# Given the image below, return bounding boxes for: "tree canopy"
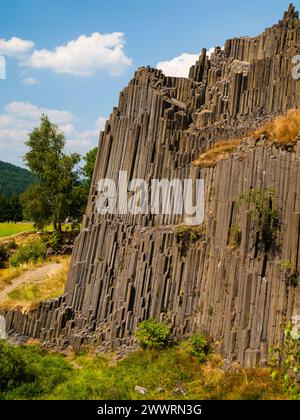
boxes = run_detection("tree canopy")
[21,115,85,232]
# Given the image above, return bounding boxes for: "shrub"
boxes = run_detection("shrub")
[0,241,17,268]
[9,239,46,267]
[136,319,171,349]
[237,188,281,252]
[42,232,64,253]
[270,323,300,400]
[229,225,242,250]
[255,109,300,144]
[0,341,38,393]
[280,260,299,288]
[193,138,242,168]
[0,341,72,399]
[175,225,205,257]
[0,244,8,269]
[183,333,212,362]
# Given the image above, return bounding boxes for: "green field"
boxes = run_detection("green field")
[0,223,34,238]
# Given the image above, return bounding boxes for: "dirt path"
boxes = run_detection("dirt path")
[0,262,63,301]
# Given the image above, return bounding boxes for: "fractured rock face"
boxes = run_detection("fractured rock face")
[4,6,300,367]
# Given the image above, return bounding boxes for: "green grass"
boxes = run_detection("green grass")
[0,341,288,401]
[0,223,34,238]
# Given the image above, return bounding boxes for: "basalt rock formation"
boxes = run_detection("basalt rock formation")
[4,5,300,367]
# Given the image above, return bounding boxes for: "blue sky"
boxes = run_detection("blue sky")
[0,0,298,166]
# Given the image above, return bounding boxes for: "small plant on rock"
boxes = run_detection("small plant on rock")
[175,225,205,257]
[280,260,299,288]
[229,225,242,250]
[237,188,281,253]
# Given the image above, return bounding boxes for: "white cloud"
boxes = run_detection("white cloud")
[95,114,106,130]
[0,37,34,58]
[21,77,40,85]
[4,101,74,125]
[25,32,132,77]
[157,53,199,78]
[157,48,218,78]
[207,47,215,57]
[0,101,106,165]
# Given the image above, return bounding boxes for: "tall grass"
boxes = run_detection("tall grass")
[193,139,242,168]
[255,109,300,144]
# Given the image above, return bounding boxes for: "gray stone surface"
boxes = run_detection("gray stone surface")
[3,6,300,367]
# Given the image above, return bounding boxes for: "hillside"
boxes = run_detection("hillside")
[0,161,37,197]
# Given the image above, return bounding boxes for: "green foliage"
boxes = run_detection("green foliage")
[0,341,71,399]
[0,194,23,223]
[176,225,205,257]
[271,324,300,400]
[280,260,299,288]
[42,232,64,253]
[41,231,77,255]
[9,239,46,267]
[82,147,98,189]
[0,160,37,198]
[136,318,171,349]
[0,241,17,268]
[237,188,281,252]
[183,333,211,362]
[0,244,7,268]
[0,341,39,394]
[229,225,242,250]
[0,341,288,401]
[21,115,83,232]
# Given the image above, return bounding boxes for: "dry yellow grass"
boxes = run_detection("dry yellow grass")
[255,109,300,144]
[193,138,242,168]
[0,256,69,312]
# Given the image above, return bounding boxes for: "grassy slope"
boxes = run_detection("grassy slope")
[0,223,34,238]
[0,344,287,401]
[0,256,69,311]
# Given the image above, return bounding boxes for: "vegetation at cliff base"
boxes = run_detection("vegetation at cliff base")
[136,319,171,349]
[0,341,289,400]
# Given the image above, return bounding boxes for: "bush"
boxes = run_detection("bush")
[0,241,17,268]
[175,225,205,257]
[0,341,38,393]
[237,188,281,252]
[9,239,46,267]
[0,244,8,268]
[229,225,242,250]
[183,333,211,362]
[136,319,171,349]
[42,232,64,253]
[271,323,300,400]
[0,341,72,399]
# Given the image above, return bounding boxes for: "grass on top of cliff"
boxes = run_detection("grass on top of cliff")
[193,138,242,168]
[0,341,287,401]
[254,109,300,144]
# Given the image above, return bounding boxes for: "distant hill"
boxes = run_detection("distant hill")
[0,160,38,197]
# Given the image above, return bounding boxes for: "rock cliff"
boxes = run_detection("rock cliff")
[4,5,300,367]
